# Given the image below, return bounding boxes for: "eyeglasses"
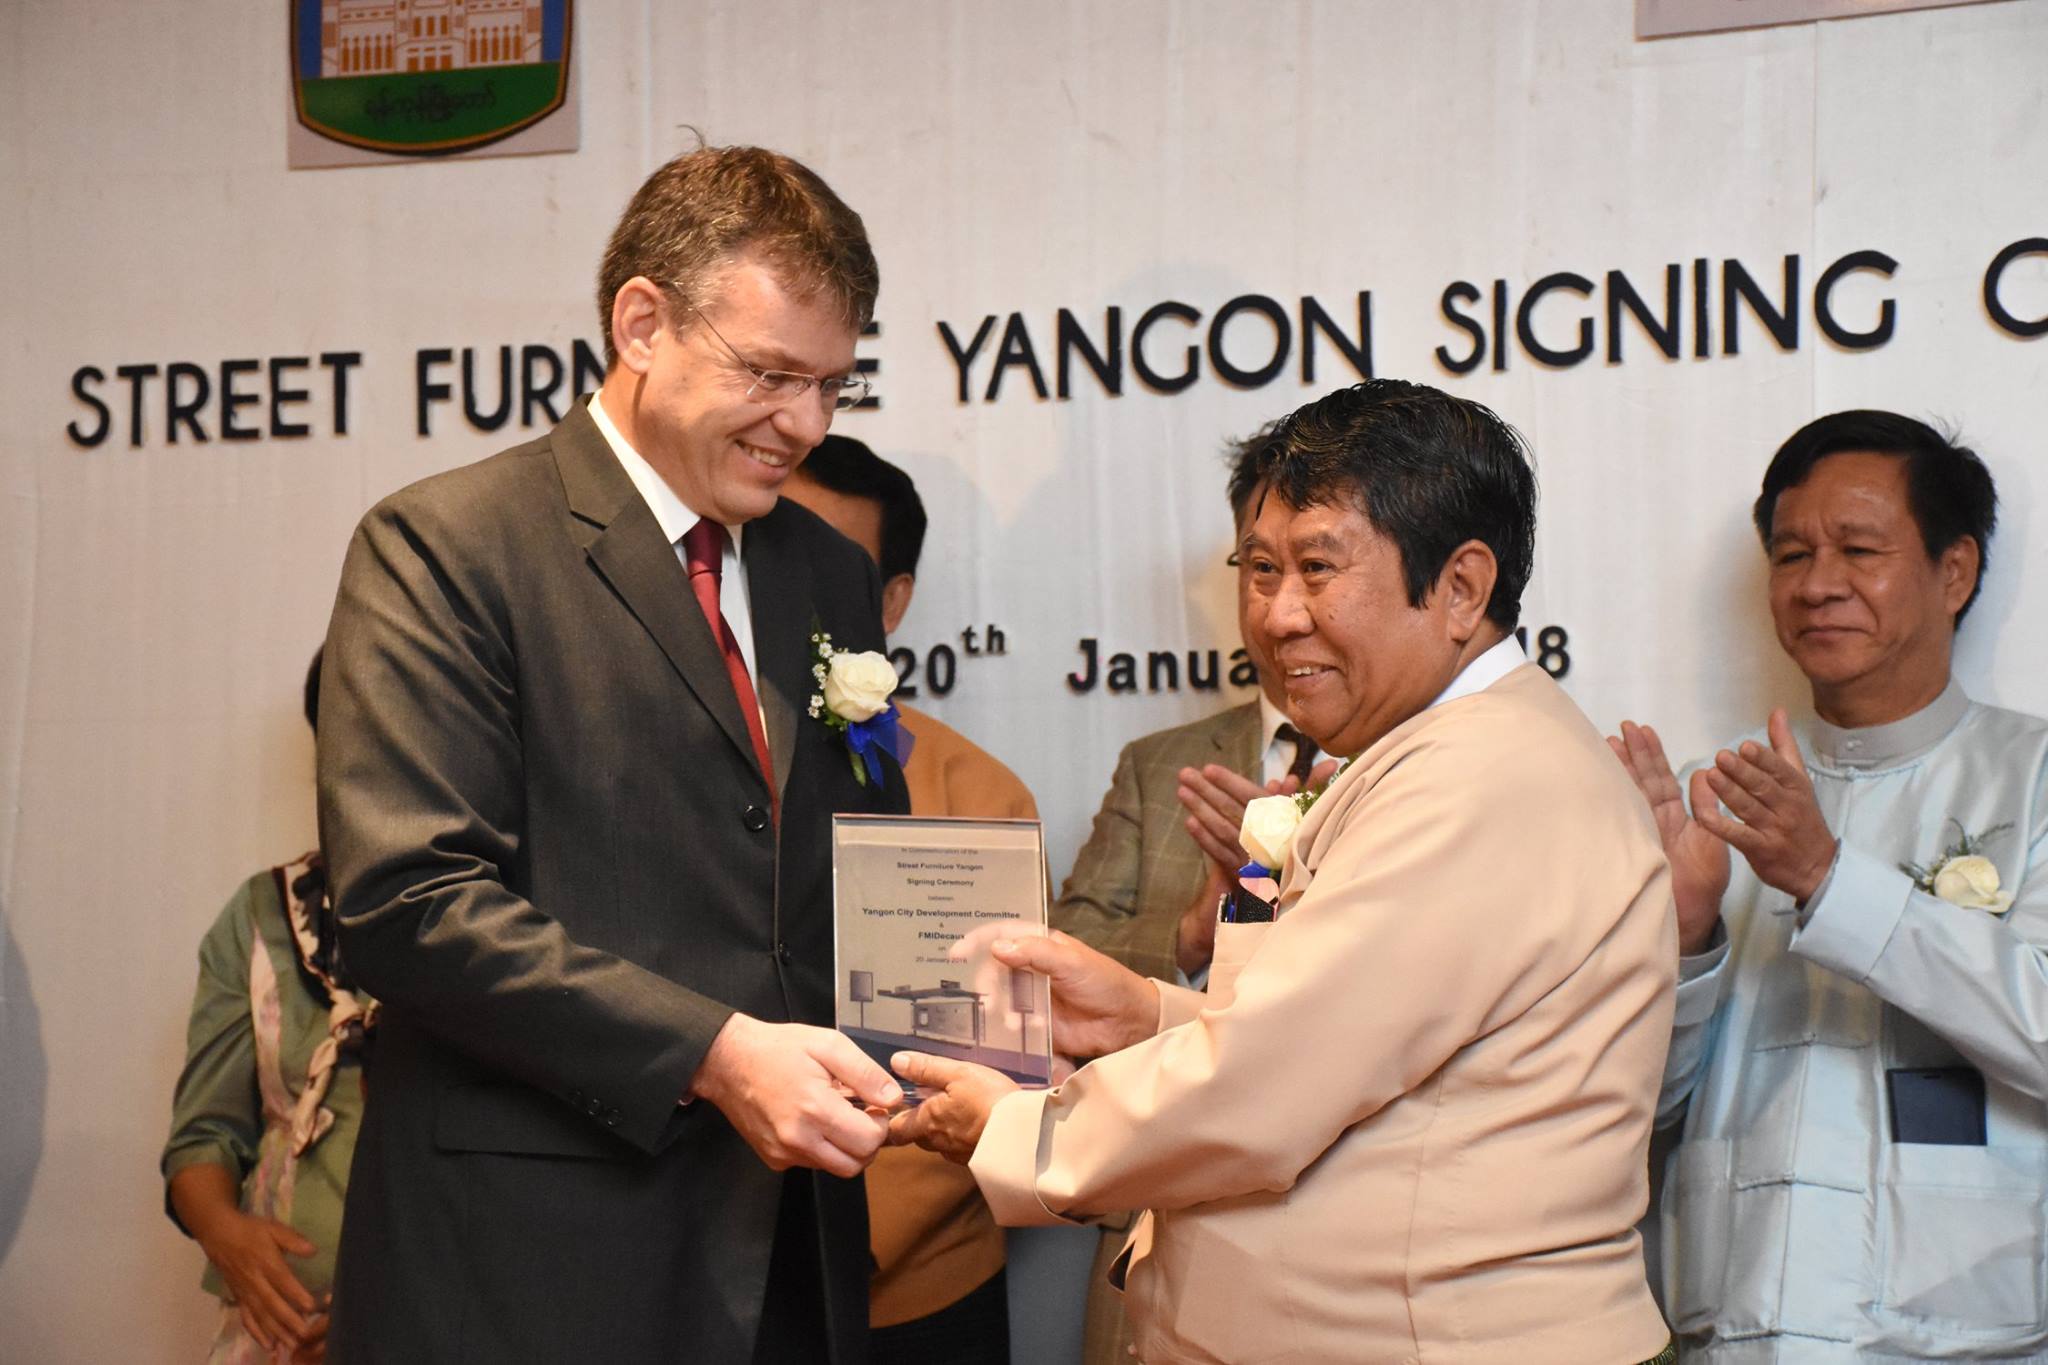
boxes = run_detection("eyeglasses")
[689,305,873,411]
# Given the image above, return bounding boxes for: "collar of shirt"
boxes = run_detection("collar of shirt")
[1426,633,1528,711]
[1806,676,1969,772]
[1256,689,1301,787]
[585,394,761,689]
[587,393,744,557]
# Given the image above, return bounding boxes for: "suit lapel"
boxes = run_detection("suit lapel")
[1215,698,1264,776]
[553,405,765,780]
[742,504,810,806]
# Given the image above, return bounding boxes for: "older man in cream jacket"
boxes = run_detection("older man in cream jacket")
[891,380,1677,1365]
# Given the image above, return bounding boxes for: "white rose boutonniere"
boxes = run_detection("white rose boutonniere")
[808,627,911,786]
[1240,795,1304,872]
[821,649,897,722]
[1930,855,2012,913]
[1902,821,2016,915]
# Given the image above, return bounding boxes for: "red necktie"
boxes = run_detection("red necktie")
[682,518,776,816]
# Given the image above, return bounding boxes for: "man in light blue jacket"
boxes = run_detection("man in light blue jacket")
[1613,410,2048,1361]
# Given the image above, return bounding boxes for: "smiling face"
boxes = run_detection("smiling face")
[602,250,858,525]
[1240,493,1485,757]
[1765,450,1976,724]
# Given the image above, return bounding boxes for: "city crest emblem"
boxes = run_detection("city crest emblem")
[291,0,574,156]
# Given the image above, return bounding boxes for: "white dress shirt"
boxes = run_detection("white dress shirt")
[587,394,761,687]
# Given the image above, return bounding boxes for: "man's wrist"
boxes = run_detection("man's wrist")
[688,1011,752,1106]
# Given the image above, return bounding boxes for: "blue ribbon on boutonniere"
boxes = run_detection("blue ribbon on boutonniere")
[1222,861,1278,923]
[845,702,914,786]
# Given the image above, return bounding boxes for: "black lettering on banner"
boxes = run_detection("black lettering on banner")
[890,645,920,700]
[1516,272,1596,368]
[416,347,454,436]
[985,314,1048,402]
[68,367,110,447]
[463,346,513,431]
[1207,294,1290,388]
[1984,237,2048,338]
[116,363,159,447]
[269,357,311,438]
[938,316,997,404]
[220,359,263,441]
[1490,279,1509,372]
[1056,307,1122,398]
[1606,266,1682,363]
[1301,292,1372,383]
[1813,250,1897,349]
[1721,256,1800,356]
[925,644,957,697]
[321,352,361,436]
[1514,625,1572,680]
[1187,649,1220,691]
[166,362,211,444]
[1066,637,1098,693]
[1435,281,1486,375]
[323,351,364,437]
[521,344,565,426]
[1106,652,1139,693]
[1692,258,1712,358]
[1227,647,1257,689]
[1131,301,1200,393]
[1146,650,1179,691]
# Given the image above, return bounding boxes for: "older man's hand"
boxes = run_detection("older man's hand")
[886,1053,1019,1164]
[1698,708,1839,906]
[991,929,1160,1060]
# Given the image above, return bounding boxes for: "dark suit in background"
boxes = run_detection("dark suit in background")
[317,404,904,1363]
[1053,701,1261,982]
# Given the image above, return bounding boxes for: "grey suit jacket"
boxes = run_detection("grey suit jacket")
[1053,701,1262,984]
[317,404,905,1364]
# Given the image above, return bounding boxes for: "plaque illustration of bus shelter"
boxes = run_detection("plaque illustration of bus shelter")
[834,815,1053,1094]
[880,980,985,1047]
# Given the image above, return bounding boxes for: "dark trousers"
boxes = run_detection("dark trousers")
[869,1268,1010,1365]
[751,1174,831,1365]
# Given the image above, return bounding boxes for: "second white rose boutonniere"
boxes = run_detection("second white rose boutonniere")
[1902,821,2015,914]
[808,628,911,786]
[1236,766,1345,879]
[1240,795,1305,874]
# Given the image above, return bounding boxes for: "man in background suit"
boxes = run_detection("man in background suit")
[318,145,905,1365]
[784,436,1030,1364]
[892,381,1676,1364]
[1051,431,1329,1365]
[1054,428,1326,987]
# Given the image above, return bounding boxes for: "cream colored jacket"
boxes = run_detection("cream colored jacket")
[972,664,1675,1364]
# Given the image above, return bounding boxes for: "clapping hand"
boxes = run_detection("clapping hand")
[1173,757,1339,973]
[1609,719,1732,954]
[1696,708,1838,906]
[1175,759,1341,871]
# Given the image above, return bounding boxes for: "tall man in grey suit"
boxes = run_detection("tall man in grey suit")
[317,146,905,1365]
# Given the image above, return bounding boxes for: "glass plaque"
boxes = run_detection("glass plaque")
[832,814,1053,1098]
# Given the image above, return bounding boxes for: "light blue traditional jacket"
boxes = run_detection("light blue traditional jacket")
[1664,681,2048,1362]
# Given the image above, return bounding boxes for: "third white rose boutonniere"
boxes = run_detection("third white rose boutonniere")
[1901,821,2016,914]
[808,627,910,786]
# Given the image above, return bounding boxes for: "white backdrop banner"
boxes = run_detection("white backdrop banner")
[2,1,2046,1358]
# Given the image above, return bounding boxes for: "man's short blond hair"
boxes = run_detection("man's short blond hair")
[596,143,878,367]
